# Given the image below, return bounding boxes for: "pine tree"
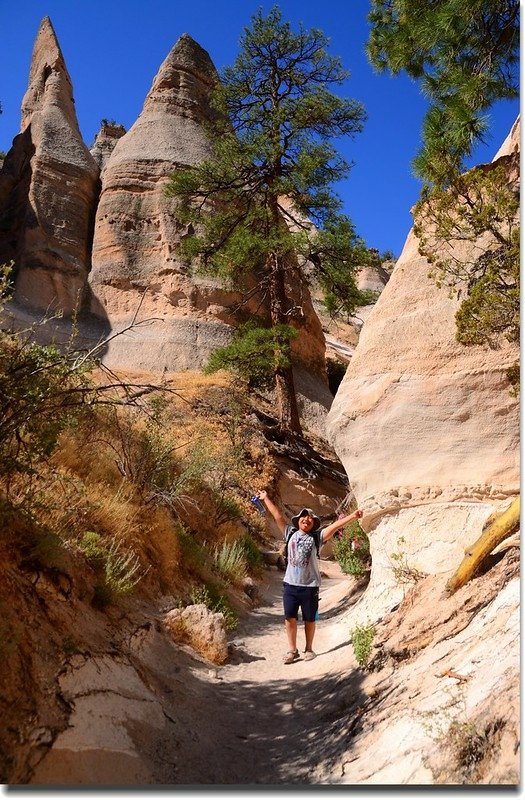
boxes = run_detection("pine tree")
[367,0,519,185]
[368,1,520,385]
[166,7,369,434]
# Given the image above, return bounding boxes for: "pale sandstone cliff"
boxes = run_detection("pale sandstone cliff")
[87,33,331,430]
[326,119,520,622]
[0,17,100,314]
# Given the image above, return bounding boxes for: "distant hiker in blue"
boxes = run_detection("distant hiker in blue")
[256,491,363,664]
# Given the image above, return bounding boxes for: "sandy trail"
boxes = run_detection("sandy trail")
[29,560,367,786]
[172,561,367,785]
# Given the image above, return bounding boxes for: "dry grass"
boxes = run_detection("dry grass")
[2,370,279,607]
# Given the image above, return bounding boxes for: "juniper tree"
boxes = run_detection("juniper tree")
[166,7,369,434]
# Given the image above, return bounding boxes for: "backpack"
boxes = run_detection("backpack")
[278,527,321,570]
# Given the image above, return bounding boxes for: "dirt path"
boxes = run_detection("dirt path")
[170,561,368,785]
[29,560,368,786]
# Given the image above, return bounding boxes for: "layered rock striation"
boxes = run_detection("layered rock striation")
[0,21,332,431]
[86,32,330,422]
[327,119,520,621]
[0,17,100,314]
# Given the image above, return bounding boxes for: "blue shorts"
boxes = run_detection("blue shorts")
[283,582,319,622]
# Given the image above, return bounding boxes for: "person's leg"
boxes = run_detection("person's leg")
[304,620,316,651]
[285,617,298,651]
[283,583,300,662]
[301,587,319,658]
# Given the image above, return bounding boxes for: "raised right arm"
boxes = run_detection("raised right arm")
[257,490,287,535]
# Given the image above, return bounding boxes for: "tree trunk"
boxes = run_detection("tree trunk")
[446,496,520,594]
[267,247,302,435]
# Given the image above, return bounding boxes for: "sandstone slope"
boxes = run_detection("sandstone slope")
[326,119,520,622]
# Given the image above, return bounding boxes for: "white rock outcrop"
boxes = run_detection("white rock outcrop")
[327,119,520,622]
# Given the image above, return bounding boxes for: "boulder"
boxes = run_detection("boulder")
[164,603,228,664]
[0,17,100,314]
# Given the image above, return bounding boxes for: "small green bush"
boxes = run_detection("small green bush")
[333,521,370,578]
[239,532,264,575]
[213,539,247,584]
[78,532,145,609]
[78,531,106,565]
[326,359,347,395]
[350,623,375,666]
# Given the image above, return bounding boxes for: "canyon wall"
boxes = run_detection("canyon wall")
[327,118,520,622]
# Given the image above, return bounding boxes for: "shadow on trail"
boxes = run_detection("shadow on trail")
[194,665,368,784]
[169,566,369,783]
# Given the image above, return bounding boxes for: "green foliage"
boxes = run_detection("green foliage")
[389,536,427,585]
[213,539,247,584]
[367,0,519,185]
[239,532,264,575]
[414,164,519,389]
[205,323,297,390]
[189,584,238,631]
[78,530,107,565]
[333,521,370,578]
[167,7,368,431]
[350,623,376,666]
[78,532,145,609]
[326,359,347,396]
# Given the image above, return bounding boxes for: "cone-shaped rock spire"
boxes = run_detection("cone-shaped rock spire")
[0,17,99,314]
[87,33,329,415]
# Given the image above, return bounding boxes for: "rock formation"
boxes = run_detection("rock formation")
[90,121,126,171]
[87,33,331,428]
[327,118,520,622]
[0,17,100,314]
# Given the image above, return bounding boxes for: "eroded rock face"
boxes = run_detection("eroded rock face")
[87,34,330,428]
[327,119,520,622]
[0,17,100,314]
[88,33,221,332]
[90,122,126,171]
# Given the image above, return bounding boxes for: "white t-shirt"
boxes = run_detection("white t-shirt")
[283,525,327,587]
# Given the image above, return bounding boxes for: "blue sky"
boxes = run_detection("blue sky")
[0,0,519,257]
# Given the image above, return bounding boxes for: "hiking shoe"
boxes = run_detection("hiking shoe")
[283,649,299,664]
[303,650,316,661]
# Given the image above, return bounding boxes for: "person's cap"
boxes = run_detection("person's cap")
[291,508,321,530]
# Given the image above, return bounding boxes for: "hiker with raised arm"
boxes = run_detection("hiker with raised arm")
[256,490,363,664]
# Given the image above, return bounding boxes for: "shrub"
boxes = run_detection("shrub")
[326,359,347,395]
[213,539,247,584]
[204,322,297,389]
[350,623,375,666]
[333,521,370,578]
[239,532,264,575]
[77,532,145,609]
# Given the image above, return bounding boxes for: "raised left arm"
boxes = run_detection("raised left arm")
[322,509,363,543]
